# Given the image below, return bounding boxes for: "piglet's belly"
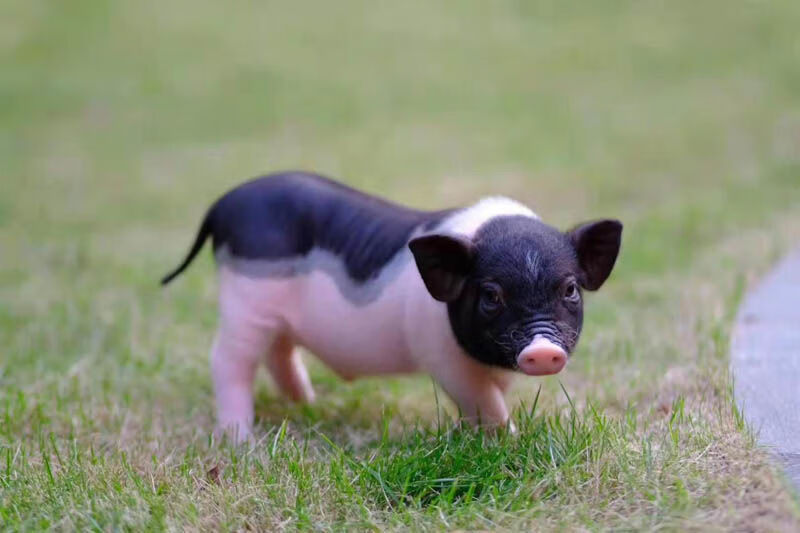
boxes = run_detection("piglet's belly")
[217,266,419,379]
[290,271,418,378]
[296,325,415,379]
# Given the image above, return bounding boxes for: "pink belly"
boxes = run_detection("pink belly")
[290,270,418,378]
[217,265,419,379]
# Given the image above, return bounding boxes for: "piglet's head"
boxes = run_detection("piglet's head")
[409,216,622,376]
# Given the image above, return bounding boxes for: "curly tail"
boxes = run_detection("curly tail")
[161,211,213,285]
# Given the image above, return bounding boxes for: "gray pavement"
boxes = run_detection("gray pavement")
[731,249,800,492]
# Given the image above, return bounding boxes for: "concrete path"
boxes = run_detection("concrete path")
[731,249,800,492]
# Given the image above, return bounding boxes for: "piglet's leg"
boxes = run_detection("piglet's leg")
[430,363,510,429]
[211,319,274,444]
[264,334,315,403]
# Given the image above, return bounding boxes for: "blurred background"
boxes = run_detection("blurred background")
[4,0,798,239]
[3,0,800,528]
[4,0,800,422]
[4,0,800,448]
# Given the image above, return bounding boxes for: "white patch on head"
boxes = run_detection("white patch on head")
[437,196,537,238]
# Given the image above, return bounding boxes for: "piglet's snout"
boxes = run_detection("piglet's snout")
[516,338,567,376]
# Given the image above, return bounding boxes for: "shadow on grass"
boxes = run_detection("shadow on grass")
[324,387,600,510]
[250,372,435,437]
[244,385,630,513]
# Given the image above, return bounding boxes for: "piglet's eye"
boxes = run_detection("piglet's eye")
[564,281,580,303]
[479,283,503,316]
[484,288,501,304]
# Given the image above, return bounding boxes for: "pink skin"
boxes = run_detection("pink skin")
[212,256,547,443]
[209,198,559,443]
[517,337,568,376]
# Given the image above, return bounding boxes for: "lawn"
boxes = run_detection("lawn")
[2,0,800,530]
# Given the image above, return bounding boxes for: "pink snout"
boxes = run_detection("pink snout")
[516,338,568,376]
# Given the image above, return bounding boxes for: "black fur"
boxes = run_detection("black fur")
[161,172,453,285]
[410,216,622,369]
[568,219,623,290]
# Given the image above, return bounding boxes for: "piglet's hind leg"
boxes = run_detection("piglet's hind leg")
[211,319,275,444]
[264,334,315,403]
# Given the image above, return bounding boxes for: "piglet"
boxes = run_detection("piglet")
[162,172,622,441]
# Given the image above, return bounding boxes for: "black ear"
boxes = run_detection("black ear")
[568,219,623,291]
[408,234,475,302]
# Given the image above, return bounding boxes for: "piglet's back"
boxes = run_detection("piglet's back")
[208,171,454,282]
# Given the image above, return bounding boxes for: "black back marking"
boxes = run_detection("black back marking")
[162,171,454,285]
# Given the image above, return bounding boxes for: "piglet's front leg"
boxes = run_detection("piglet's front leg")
[428,358,511,430]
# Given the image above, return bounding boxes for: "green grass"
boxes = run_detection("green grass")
[2,0,800,530]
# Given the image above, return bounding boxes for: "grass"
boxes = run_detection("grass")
[2,0,800,530]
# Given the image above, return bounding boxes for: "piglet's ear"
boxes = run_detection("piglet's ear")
[409,234,475,302]
[568,219,623,291]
